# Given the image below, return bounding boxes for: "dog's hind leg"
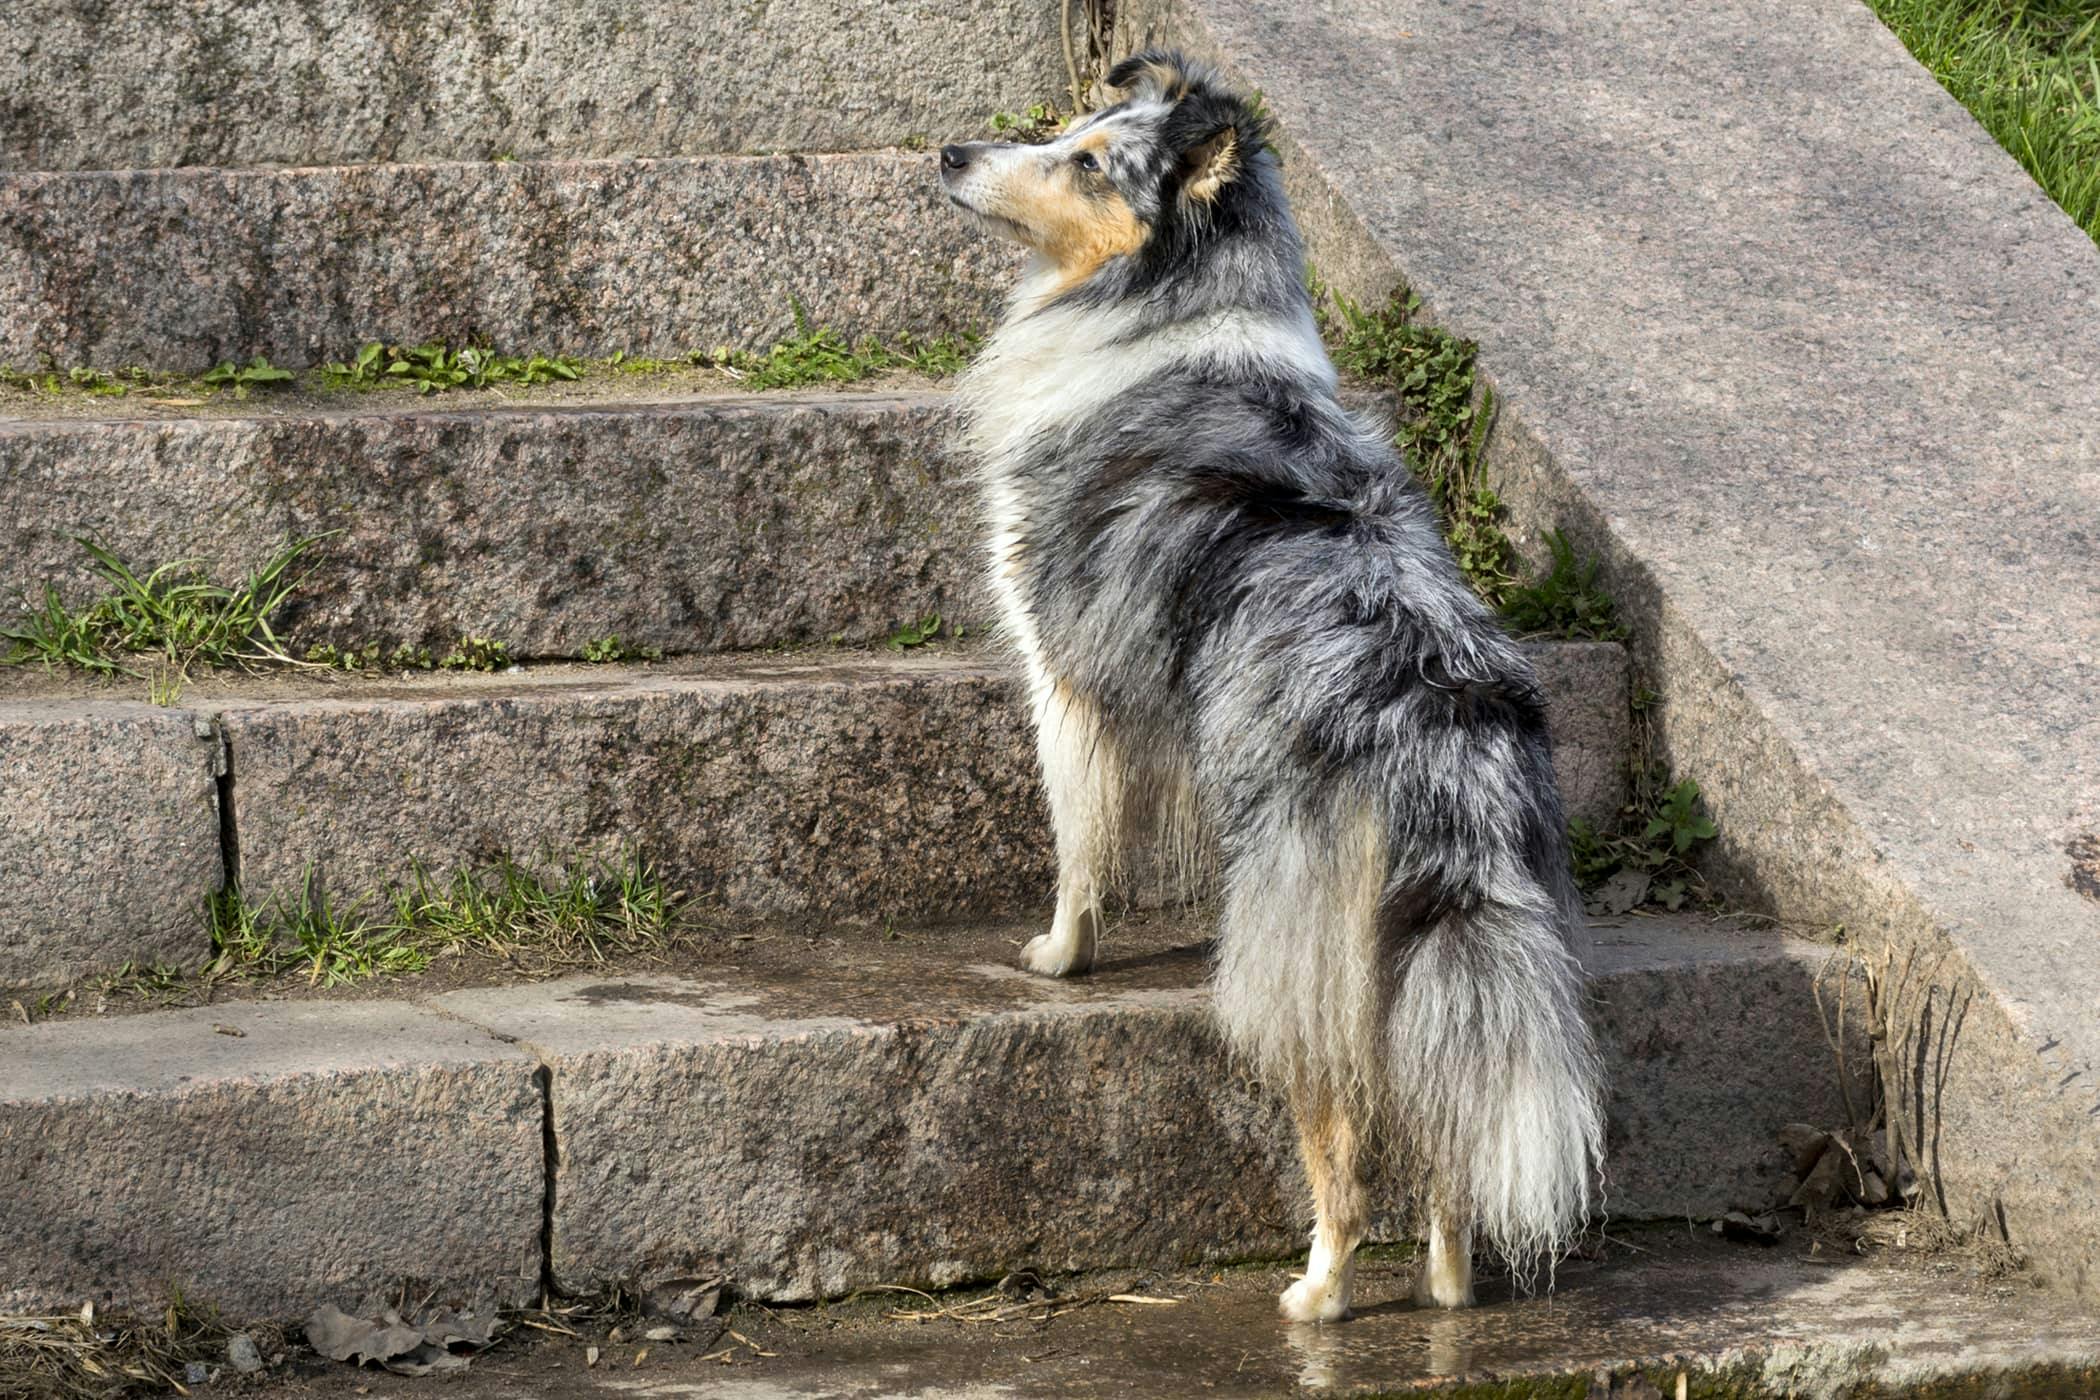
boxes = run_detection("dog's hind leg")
[1021,676,1122,977]
[1278,1084,1369,1323]
[1412,1201,1476,1309]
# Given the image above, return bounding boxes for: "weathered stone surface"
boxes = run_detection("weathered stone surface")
[1529,641,1627,828]
[209,645,1622,923]
[491,1239,2100,1399]
[1148,0,2100,1298]
[0,1000,542,1314]
[218,654,1051,925]
[0,700,220,988]
[1588,920,1864,1218]
[0,0,1067,170]
[432,914,1842,1299]
[0,391,979,657]
[0,155,1017,370]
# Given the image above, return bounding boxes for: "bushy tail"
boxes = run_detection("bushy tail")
[1385,886,1604,1276]
[1210,789,1605,1278]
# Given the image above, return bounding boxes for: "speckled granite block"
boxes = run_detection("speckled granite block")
[0,700,220,989]
[216,654,1051,925]
[0,392,978,657]
[209,644,1623,924]
[0,999,542,1314]
[1529,641,1627,828]
[0,154,1018,370]
[1,0,1067,170]
[428,916,1841,1299]
[1147,0,2100,1296]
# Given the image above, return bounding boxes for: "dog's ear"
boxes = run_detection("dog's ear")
[1177,123,1241,204]
[1106,49,1208,103]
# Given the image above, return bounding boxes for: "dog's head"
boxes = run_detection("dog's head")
[938,51,1273,298]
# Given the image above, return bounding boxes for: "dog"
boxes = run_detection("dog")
[938,50,1603,1322]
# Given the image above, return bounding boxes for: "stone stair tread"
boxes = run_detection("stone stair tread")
[3,908,1852,1314]
[289,1233,2100,1399]
[0,641,1001,710]
[0,376,951,427]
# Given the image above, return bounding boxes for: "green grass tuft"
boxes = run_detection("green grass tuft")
[1,535,327,680]
[1869,0,2100,246]
[204,851,682,988]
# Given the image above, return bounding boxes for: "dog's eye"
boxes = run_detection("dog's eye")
[1074,151,1101,173]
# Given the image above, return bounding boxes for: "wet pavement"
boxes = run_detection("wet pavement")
[245,1228,2100,1398]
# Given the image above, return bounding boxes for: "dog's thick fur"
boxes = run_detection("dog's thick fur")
[939,51,1604,1322]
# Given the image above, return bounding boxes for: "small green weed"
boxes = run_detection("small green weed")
[1,535,326,680]
[304,640,438,672]
[579,635,663,663]
[1501,529,1630,642]
[989,101,1065,140]
[1320,284,1521,603]
[101,960,192,1005]
[1,362,186,399]
[1646,778,1719,856]
[1571,773,1719,913]
[304,641,380,671]
[322,341,585,394]
[201,355,295,398]
[712,300,978,389]
[66,366,132,397]
[886,613,944,650]
[439,635,512,672]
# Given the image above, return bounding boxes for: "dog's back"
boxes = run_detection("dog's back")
[943,50,1602,1321]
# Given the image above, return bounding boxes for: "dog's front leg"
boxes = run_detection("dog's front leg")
[1021,674,1121,977]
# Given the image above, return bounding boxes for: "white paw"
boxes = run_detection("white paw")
[1278,1275,1352,1323]
[1412,1274,1475,1310]
[1020,931,1093,977]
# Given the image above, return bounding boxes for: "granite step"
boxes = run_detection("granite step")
[1,0,1067,170]
[0,387,974,660]
[0,645,1630,989]
[0,153,1015,371]
[262,1234,2100,1399]
[0,911,1855,1318]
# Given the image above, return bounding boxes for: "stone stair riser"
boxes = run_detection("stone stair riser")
[0,156,1016,370]
[2,0,1066,170]
[0,394,974,658]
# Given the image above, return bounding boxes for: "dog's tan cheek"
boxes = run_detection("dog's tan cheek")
[1043,192,1148,294]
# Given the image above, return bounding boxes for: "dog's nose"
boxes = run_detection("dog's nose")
[940,144,971,172]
